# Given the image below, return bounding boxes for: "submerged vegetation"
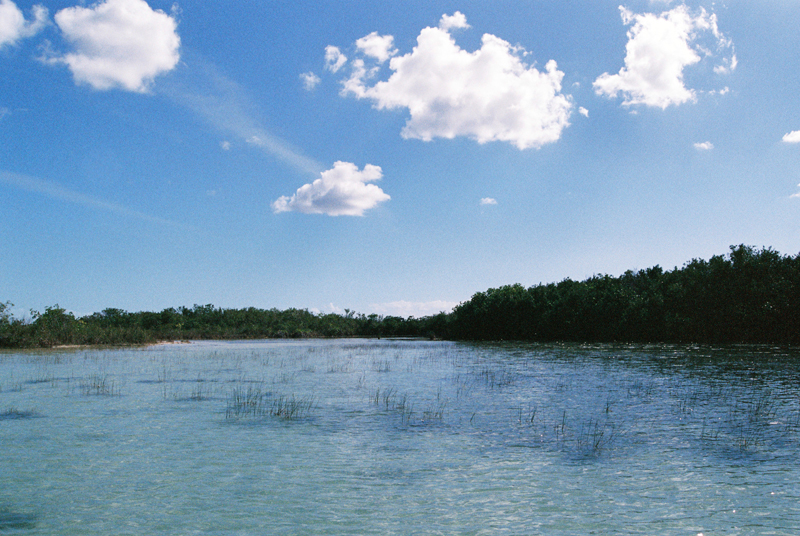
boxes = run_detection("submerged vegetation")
[2,245,800,347]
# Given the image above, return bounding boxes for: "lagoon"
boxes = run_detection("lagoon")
[1,340,799,534]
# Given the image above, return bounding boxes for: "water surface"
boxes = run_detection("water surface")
[1,340,799,534]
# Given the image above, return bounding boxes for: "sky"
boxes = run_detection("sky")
[2,0,800,319]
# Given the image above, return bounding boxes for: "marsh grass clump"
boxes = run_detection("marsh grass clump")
[172,381,216,402]
[574,417,617,455]
[372,359,391,373]
[370,386,446,425]
[79,374,118,396]
[225,385,314,420]
[475,366,516,389]
[679,383,796,453]
[514,404,620,457]
[421,400,446,422]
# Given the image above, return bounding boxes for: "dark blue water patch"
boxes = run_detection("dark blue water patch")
[0,509,37,531]
[172,394,224,402]
[0,409,39,421]
[24,376,69,385]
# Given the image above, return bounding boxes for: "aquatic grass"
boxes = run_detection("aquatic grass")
[421,400,446,422]
[475,366,516,389]
[79,374,119,396]
[573,417,618,456]
[372,359,391,373]
[172,382,216,402]
[225,385,314,421]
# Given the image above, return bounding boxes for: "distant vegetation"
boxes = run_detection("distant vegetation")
[0,301,443,348]
[449,245,800,344]
[2,245,799,348]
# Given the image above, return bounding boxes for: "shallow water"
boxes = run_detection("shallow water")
[1,340,799,535]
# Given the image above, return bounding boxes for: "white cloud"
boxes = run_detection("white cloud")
[693,141,713,150]
[355,31,396,63]
[594,5,733,109]
[369,300,458,317]
[300,71,320,91]
[438,11,470,31]
[714,53,737,75]
[480,197,497,205]
[51,0,180,92]
[0,0,47,48]
[324,45,347,73]
[578,106,589,117]
[220,140,230,151]
[272,161,390,216]
[339,13,573,150]
[782,130,800,143]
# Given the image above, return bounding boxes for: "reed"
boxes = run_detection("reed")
[79,374,118,396]
[225,385,314,420]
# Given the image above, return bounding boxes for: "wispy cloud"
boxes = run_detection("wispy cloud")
[324,45,347,73]
[300,71,320,91]
[480,197,497,205]
[0,170,191,229]
[369,300,459,317]
[159,54,325,177]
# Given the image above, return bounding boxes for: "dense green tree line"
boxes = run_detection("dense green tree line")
[0,302,441,348]
[2,245,798,348]
[449,245,800,344]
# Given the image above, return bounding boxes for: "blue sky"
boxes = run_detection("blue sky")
[2,0,800,318]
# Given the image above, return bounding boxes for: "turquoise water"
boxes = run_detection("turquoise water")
[1,340,799,535]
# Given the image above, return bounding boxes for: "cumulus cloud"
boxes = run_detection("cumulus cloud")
[272,161,390,216]
[480,197,497,205]
[369,300,459,317]
[578,106,589,117]
[50,0,180,92]
[438,11,470,31]
[782,130,800,144]
[300,71,320,90]
[355,31,396,63]
[693,141,713,150]
[324,45,347,73]
[337,12,573,150]
[0,0,47,47]
[594,5,734,109]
